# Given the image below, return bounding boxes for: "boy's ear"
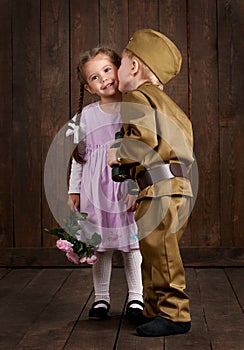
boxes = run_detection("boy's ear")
[84,83,95,94]
[131,58,140,75]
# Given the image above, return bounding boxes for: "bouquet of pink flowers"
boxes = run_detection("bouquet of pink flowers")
[45,211,101,265]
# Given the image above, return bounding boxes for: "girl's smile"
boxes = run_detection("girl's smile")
[101,81,115,90]
[83,54,121,104]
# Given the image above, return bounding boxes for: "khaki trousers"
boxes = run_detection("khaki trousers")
[134,195,191,322]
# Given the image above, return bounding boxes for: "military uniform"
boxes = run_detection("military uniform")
[116,29,194,324]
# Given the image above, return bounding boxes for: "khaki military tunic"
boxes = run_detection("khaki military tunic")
[116,82,193,322]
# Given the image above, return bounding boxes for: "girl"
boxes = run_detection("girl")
[67,47,143,319]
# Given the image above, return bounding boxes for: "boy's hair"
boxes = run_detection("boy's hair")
[72,47,121,164]
[124,49,163,91]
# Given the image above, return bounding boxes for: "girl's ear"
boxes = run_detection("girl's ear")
[131,58,140,75]
[84,83,95,95]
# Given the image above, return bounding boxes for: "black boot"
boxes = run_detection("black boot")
[136,316,191,337]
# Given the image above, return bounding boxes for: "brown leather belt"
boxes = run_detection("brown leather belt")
[137,163,188,191]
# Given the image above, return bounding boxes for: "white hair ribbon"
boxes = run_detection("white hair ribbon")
[66,114,80,144]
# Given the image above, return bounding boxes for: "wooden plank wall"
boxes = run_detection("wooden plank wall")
[0,0,243,266]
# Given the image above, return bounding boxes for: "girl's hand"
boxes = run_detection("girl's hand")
[125,194,138,212]
[67,194,80,211]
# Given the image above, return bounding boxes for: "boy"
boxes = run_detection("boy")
[107,29,194,337]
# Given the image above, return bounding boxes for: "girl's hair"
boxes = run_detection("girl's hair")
[124,48,163,91]
[72,47,121,164]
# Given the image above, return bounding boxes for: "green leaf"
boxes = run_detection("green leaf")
[77,212,88,220]
[87,232,102,246]
[44,227,65,239]
[75,242,85,254]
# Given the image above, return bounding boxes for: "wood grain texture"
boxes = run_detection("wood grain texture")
[128,0,159,35]
[100,0,129,54]
[159,0,189,114]
[12,0,42,247]
[0,0,243,258]
[0,0,13,247]
[0,268,72,348]
[0,247,243,267]
[196,268,244,349]
[17,269,93,349]
[225,268,244,312]
[218,0,244,246]
[41,0,70,247]
[0,267,243,349]
[70,0,99,113]
[188,0,220,246]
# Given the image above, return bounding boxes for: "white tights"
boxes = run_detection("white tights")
[92,249,143,307]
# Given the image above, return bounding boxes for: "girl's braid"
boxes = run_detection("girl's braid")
[77,81,84,115]
[72,81,86,164]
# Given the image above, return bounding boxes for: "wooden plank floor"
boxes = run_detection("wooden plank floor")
[0,267,243,350]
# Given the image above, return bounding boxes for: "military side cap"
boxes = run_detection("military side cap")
[126,29,182,84]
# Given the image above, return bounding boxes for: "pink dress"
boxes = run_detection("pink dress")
[69,102,139,252]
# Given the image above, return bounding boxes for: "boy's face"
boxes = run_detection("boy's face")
[118,52,135,93]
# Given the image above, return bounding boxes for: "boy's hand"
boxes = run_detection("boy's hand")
[107,148,119,167]
[67,194,80,211]
[125,194,138,212]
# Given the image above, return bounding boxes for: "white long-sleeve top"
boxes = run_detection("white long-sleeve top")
[68,158,83,194]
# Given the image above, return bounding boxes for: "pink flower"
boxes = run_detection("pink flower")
[79,256,87,264]
[56,239,73,253]
[86,255,98,265]
[66,251,80,264]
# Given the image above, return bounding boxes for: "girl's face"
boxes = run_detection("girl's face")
[118,52,136,93]
[84,54,120,103]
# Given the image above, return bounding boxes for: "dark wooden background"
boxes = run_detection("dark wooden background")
[0,0,243,266]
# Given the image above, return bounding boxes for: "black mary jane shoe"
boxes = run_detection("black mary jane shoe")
[89,300,110,319]
[125,300,148,325]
